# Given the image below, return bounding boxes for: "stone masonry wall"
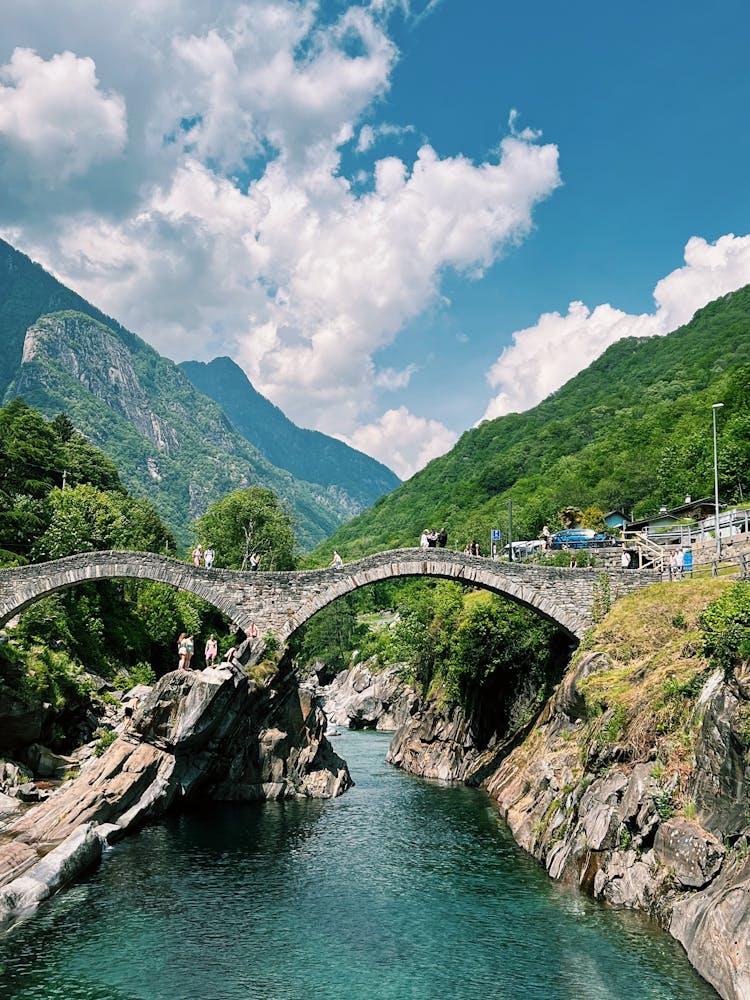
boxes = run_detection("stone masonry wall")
[0,549,660,641]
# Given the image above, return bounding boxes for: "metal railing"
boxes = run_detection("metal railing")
[639,507,750,548]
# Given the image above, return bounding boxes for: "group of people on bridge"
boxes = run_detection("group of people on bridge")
[191,544,215,568]
[420,528,448,549]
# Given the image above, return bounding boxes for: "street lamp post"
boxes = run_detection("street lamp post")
[712,402,724,561]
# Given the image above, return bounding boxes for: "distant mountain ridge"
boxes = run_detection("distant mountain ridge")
[180,357,399,510]
[0,238,398,548]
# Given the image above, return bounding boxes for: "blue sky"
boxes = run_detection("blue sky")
[1,0,750,477]
[375,0,750,426]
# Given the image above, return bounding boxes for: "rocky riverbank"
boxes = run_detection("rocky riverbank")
[0,651,350,930]
[387,580,750,1000]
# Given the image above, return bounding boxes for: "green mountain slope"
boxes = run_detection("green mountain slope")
[2,309,353,551]
[0,238,393,549]
[180,356,399,507]
[314,286,750,560]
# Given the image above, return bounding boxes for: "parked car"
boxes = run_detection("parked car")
[550,528,609,550]
[503,539,546,559]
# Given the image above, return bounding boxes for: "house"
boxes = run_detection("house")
[604,510,629,530]
[626,497,717,534]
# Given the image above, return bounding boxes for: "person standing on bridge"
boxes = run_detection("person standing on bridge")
[249,552,260,571]
[192,544,203,566]
[437,527,448,548]
[204,546,215,569]
[331,550,343,568]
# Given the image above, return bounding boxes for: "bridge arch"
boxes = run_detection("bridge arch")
[0,551,246,631]
[280,552,586,642]
[0,548,658,642]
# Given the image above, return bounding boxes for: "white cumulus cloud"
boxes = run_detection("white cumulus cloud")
[481,233,750,422]
[342,407,458,480]
[0,47,126,181]
[0,0,561,478]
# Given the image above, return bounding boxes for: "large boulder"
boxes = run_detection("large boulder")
[653,817,725,889]
[0,662,352,930]
[386,701,480,782]
[317,661,420,732]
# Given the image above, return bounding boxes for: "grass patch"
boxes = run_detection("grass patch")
[576,579,733,773]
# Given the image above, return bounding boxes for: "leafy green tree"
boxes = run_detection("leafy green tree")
[291,596,367,675]
[701,582,750,678]
[195,487,296,570]
[580,505,607,532]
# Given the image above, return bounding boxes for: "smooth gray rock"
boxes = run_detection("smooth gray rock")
[318,661,420,733]
[654,817,725,889]
[0,823,102,928]
[670,851,750,1000]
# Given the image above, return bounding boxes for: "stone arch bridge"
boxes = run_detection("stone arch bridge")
[0,549,660,642]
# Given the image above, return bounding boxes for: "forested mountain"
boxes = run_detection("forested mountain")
[313,285,750,561]
[0,239,394,549]
[180,356,399,508]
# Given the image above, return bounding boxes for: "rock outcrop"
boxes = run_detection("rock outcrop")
[0,658,351,929]
[316,660,420,732]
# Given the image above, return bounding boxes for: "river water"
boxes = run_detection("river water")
[0,730,716,1000]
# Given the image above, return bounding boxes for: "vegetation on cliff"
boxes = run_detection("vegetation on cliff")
[0,400,234,748]
[292,579,569,743]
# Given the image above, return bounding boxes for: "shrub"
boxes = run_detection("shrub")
[700,582,750,679]
[94,728,118,756]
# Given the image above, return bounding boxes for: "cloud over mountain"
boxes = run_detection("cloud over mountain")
[481,233,750,422]
[0,0,560,480]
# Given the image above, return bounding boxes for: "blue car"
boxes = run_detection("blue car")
[550,528,609,550]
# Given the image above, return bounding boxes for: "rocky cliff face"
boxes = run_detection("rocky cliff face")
[4,306,370,548]
[315,660,420,732]
[387,582,750,1000]
[0,658,351,929]
[482,653,750,1000]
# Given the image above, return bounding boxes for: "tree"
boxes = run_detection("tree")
[580,505,607,532]
[195,487,296,570]
[559,506,583,528]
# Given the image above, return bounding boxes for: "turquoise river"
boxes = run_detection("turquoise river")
[0,730,717,999]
